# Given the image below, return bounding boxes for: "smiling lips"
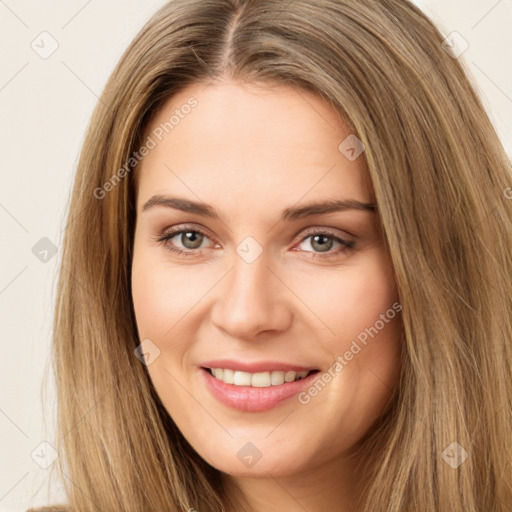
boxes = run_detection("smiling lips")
[200,359,320,412]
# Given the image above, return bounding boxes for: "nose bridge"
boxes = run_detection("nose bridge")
[231,246,272,303]
[210,242,291,338]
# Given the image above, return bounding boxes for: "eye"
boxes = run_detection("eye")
[294,229,355,259]
[155,224,217,258]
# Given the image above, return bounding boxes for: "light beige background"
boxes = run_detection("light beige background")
[0,1,510,510]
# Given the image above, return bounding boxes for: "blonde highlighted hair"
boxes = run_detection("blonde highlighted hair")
[36,0,512,510]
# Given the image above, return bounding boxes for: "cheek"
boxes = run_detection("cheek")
[298,251,399,344]
[294,249,402,399]
[131,258,170,340]
[131,243,229,378]
[131,244,211,340]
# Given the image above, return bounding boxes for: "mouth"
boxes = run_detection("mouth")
[199,365,321,412]
[203,367,319,387]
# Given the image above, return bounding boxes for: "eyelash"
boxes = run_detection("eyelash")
[154,224,356,260]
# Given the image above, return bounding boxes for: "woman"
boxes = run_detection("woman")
[30,0,512,510]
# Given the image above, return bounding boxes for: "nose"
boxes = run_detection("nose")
[209,250,293,340]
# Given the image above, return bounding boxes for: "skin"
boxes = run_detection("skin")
[131,79,403,512]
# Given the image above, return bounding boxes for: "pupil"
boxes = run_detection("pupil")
[312,235,332,252]
[183,231,202,249]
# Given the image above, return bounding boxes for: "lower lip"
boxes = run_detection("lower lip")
[200,367,320,412]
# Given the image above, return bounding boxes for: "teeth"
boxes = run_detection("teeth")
[209,368,310,387]
[233,371,252,386]
[223,368,234,384]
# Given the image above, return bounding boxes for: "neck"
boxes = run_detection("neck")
[221,450,369,512]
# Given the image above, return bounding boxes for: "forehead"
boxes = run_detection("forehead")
[135,79,373,211]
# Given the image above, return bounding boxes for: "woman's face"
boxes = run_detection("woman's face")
[131,79,402,480]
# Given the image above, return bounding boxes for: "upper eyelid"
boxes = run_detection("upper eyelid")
[160,224,217,244]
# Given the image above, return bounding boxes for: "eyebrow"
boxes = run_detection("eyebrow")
[141,195,377,221]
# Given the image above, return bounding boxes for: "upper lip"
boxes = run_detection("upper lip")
[200,359,319,373]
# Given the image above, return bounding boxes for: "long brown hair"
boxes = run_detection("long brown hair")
[39,0,512,510]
